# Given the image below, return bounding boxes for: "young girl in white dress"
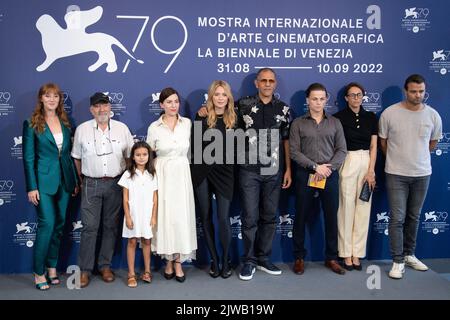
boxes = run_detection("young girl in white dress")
[118,141,158,287]
[146,87,197,283]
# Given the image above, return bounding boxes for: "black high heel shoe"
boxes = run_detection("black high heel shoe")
[164,261,175,280]
[175,274,186,282]
[174,261,185,283]
[353,262,363,271]
[164,271,175,280]
[46,268,60,285]
[209,261,220,278]
[46,274,61,285]
[342,263,354,271]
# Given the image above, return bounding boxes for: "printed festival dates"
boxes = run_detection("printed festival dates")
[217,63,250,73]
[317,63,383,73]
[216,62,382,74]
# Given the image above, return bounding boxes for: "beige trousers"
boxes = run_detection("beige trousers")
[338,150,372,258]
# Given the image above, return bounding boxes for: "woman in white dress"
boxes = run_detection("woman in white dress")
[146,87,196,282]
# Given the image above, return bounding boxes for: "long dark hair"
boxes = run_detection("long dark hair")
[126,141,156,179]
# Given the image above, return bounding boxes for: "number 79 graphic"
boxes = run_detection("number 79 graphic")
[117,15,188,73]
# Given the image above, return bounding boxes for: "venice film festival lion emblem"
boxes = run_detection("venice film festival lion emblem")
[35,6,143,72]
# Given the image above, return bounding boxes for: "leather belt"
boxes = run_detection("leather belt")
[85,176,119,180]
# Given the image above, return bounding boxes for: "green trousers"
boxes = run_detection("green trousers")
[33,185,70,276]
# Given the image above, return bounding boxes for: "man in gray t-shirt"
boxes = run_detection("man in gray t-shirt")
[379,74,442,280]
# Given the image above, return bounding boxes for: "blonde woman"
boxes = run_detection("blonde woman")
[191,80,237,278]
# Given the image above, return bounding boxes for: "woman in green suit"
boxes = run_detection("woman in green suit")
[23,83,79,290]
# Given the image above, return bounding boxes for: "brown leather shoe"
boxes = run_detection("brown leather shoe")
[293,259,304,275]
[325,260,346,275]
[100,268,115,282]
[80,272,90,288]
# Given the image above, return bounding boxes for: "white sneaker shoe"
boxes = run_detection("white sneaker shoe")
[389,262,405,279]
[405,255,429,271]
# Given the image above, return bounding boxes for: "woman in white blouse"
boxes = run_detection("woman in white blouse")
[146,87,196,283]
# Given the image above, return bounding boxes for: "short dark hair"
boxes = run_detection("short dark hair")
[256,67,276,79]
[345,82,365,96]
[159,87,180,103]
[306,83,327,97]
[404,74,426,90]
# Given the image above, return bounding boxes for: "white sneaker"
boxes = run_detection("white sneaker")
[389,262,405,279]
[405,255,429,271]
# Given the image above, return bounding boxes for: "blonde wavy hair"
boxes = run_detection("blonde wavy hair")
[30,83,70,133]
[206,80,236,129]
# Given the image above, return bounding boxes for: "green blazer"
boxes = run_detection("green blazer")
[23,119,78,195]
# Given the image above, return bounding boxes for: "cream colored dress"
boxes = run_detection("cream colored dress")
[146,115,197,262]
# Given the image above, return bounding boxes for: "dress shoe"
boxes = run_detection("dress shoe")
[174,260,185,282]
[293,259,304,275]
[80,272,90,288]
[343,263,354,271]
[221,263,233,279]
[99,268,115,282]
[164,271,175,280]
[353,263,362,271]
[209,262,220,278]
[325,260,346,275]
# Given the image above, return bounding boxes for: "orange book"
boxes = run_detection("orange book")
[307,174,326,189]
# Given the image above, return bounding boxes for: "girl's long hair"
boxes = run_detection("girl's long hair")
[30,83,70,133]
[206,80,236,129]
[126,141,156,179]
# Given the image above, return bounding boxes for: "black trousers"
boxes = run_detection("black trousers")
[195,178,232,266]
[293,168,339,261]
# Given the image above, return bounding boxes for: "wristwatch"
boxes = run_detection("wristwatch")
[312,163,317,171]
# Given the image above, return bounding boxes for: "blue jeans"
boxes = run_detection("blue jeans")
[385,173,430,263]
[239,168,282,265]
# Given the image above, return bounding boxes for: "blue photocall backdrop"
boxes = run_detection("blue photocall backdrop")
[0,0,449,273]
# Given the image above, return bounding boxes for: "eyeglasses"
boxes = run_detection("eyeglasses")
[93,127,113,156]
[347,93,363,99]
[257,79,276,85]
